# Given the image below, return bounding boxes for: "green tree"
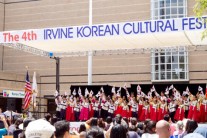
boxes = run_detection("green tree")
[194,0,207,39]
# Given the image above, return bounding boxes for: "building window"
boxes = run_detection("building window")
[151,0,187,20]
[151,47,188,81]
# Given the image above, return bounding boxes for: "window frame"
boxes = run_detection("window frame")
[151,47,189,82]
[151,0,187,20]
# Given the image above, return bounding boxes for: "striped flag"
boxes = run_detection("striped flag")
[23,71,32,110]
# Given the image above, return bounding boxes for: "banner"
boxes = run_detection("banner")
[3,90,25,98]
[70,122,84,133]
[0,17,207,43]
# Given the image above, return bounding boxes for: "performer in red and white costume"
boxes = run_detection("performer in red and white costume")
[200,96,207,122]
[188,95,200,122]
[121,100,129,118]
[79,97,90,121]
[174,99,185,121]
[158,100,168,121]
[139,100,150,121]
[66,96,75,121]
[150,98,159,122]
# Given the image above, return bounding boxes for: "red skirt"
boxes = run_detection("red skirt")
[139,108,150,121]
[138,104,143,118]
[174,108,184,121]
[158,108,167,121]
[66,106,75,121]
[192,108,200,123]
[79,107,89,121]
[187,106,194,119]
[121,110,129,118]
[150,106,158,121]
[200,104,207,122]
[89,104,94,118]
[115,106,123,115]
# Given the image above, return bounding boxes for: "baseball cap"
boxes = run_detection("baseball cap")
[25,119,55,138]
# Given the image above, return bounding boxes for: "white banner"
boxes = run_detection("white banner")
[0,17,207,43]
[70,122,85,133]
[3,90,25,98]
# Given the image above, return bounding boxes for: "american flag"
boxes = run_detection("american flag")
[23,71,32,110]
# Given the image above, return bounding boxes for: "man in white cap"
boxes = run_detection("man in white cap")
[156,120,171,138]
[25,119,55,138]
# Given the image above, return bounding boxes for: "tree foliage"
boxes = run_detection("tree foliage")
[194,0,207,39]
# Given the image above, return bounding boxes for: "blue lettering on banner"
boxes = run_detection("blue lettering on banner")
[44,28,73,40]
[42,17,207,41]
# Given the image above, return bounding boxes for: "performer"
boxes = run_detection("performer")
[139,99,150,122]
[121,100,129,118]
[131,97,138,119]
[66,96,75,121]
[188,96,200,122]
[55,94,61,119]
[168,97,176,123]
[101,97,110,119]
[74,100,81,121]
[60,95,67,120]
[150,98,159,122]
[108,100,115,118]
[138,98,143,120]
[93,98,100,118]
[174,99,185,121]
[115,98,123,115]
[79,98,90,121]
[200,96,207,122]
[158,100,167,121]
[183,95,189,118]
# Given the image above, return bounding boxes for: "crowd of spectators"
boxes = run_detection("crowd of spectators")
[0,109,207,138]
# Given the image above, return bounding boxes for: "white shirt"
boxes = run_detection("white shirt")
[131,103,138,112]
[168,102,176,112]
[108,104,115,113]
[93,102,99,111]
[102,101,110,110]
[74,103,80,112]
[141,133,158,138]
[60,100,67,110]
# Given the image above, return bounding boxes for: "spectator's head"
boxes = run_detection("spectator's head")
[90,118,98,127]
[79,123,86,133]
[129,125,137,132]
[14,118,23,129]
[163,114,171,122]
[176,121,184,131]
[106,116,112,124]
[137,122,144,131]
[110,124,127,138]
[145,121,156,134]
[54,120,69,138]
[25,119,55,138]
[44,113,52,123]
[98,118,105,129]
[115,114,122,124]
[0,108,2,113]
[156,120,170,138]
[185,120,198,134]
[86,127,104,138]
[130,117,137,126]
